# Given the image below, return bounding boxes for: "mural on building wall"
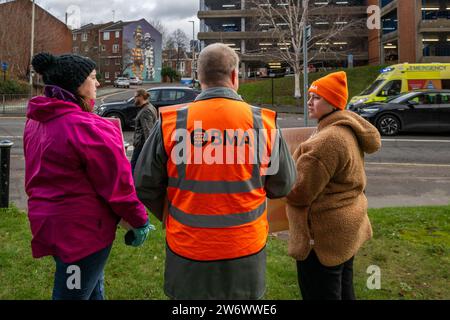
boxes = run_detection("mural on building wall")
[123,19,161,83]
[131,25,145,80]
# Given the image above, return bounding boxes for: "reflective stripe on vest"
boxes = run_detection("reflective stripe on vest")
[167,106,266,194]
[168,200,266,228]
[161,100,277,261]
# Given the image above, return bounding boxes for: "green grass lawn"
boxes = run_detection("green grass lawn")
[238,65,387,107]
[0,205,448,300]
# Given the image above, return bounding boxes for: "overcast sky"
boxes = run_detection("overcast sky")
[34,0,199,39]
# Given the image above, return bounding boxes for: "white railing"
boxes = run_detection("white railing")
[0,94,31,115]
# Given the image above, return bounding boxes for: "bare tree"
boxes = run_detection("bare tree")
[166,29,189,73]
[250,0,366,98]
[148,18,167,46]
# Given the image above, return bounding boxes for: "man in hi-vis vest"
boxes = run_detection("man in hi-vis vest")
[134,43,296,299]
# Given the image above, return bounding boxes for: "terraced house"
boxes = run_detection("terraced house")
[72,19,162,84]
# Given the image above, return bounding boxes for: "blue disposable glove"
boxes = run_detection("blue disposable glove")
[124,220,155,247]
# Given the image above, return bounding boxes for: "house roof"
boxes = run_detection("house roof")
[99,18,161,36]
[99,20,138,32]
[72,21,115,33]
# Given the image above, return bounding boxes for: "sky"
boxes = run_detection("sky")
[33,0,199,40]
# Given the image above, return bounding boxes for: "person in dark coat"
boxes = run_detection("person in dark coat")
[131,89,157,173]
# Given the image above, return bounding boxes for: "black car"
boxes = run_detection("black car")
[351,89,450,136]
[95,87,200,129]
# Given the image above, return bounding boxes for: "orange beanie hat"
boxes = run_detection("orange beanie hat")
[308,71,348,110]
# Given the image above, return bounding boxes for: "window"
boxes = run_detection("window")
[377,80,402,97]
[115,31,120,38]
[103,32,110,41]
[178,61,185,73]
[73,34,77,41]
[113,44,119,53]
[115,59,121,65]
[104,59,110,66]
[442,80,450,90]
[82,32,88,42]
[84,46,89,53]
[381,10,398,35]
[73,47,79,53]
[407,95,422,104]
[101,45,106,51]
[149,90,159,102]
[361,80,384,96]
[176,90,186,100]
[439,93,450,104]
[115,72,121,79]
[105,72,110,79]
[410,93,439,105]
[160,90,179,102]
[160,90,186,102]
[421,93,439,105]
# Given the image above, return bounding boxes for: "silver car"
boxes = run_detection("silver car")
[129,77,142,85]
[114,77,130,88]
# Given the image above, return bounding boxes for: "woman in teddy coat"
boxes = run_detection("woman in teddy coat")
[286,71,382,300]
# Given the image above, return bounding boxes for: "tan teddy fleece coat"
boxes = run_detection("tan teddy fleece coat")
[286,110,382,267]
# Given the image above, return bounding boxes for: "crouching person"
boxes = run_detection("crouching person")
[286,72,381,300]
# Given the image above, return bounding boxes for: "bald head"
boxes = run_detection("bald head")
[197,43,240,90]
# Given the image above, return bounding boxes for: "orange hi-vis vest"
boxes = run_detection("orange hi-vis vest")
[160,98,279,261]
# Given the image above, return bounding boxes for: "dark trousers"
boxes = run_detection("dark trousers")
[130,144,143,175]
[296,250,356,300]
[52,245,112,300]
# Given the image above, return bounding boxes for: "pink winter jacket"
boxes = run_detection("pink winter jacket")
[24,88,148,263]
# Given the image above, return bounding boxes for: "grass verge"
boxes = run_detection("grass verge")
[0,204,448,299]
[238,65,387,107]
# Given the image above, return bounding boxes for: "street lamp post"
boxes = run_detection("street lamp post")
[189,20,195,84]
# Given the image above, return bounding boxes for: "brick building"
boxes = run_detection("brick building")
[162,48,193,78]
[73,19,162,84]
[0,0,72,80]
[72,22,116,70]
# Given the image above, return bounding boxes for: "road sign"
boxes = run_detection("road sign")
[305,25,311,40]
[1,62,7,72]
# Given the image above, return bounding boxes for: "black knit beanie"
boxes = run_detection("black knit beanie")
[31,52,96,95]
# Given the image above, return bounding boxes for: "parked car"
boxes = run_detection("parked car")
[180,78,194,86]
[94,87,200,129]
[114,77,130,88]
[129,77,143,85]
[351,89,450,136]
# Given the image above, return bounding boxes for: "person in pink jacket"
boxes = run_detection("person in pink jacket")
[24,52,153,300]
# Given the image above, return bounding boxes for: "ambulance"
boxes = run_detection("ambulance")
[348,63,450,108]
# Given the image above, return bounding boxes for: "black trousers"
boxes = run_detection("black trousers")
[130,144,143,175]
[296,250,356,300]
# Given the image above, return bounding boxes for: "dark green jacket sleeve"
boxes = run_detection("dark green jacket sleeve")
[140,109,153,143]
[134,120,168,221]
[264,128,297,199]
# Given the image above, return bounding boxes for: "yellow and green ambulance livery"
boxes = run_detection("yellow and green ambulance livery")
[349,63,450,108]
